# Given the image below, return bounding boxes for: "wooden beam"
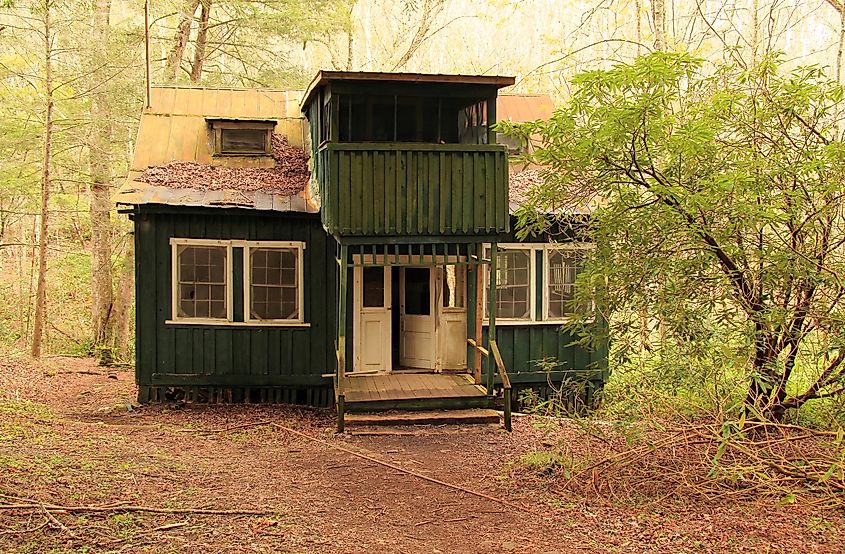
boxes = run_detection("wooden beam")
[149,373,329,387]
[474,264,483,385]
[336,243,348,433]
[466,338,489,357]
[490,340,512,432]
[486,242,497,394]
[487,95,497,145]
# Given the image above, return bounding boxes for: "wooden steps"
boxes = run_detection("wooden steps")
[345,409,500,427]
[341,372,492,413]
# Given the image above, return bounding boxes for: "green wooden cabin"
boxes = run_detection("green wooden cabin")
[115,75,607,430]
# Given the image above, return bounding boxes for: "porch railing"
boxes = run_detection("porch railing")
[467,337,512,432]
[317,142,509,237]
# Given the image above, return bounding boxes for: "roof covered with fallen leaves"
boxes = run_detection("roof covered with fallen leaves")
[115,86,317,213]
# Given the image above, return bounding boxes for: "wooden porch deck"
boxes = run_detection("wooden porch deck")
[342,373,490,411]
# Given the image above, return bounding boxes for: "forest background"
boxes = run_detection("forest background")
[0,0,843,421]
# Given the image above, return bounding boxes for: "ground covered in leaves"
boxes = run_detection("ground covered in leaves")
[1,356,843,553]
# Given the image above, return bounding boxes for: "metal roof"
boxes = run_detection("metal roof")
[301,70,515,112]
[115,86,316,213]
[497,93,555,123]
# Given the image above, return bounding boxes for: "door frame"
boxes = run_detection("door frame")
[351,259,469,374]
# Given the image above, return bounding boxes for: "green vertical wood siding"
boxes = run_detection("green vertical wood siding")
[134,206,336,391]
[480,325,607,385]
[473,217,609,389]
[317,143,509,236]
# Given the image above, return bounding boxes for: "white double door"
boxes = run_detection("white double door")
[352,265,467,373]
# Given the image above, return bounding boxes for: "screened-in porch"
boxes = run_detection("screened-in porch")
[332,241,513,431]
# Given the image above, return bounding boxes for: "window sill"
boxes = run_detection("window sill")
[166,319,311,328]
[482,319,577,326]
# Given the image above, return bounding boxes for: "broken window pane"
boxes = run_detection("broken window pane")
[176,245,227,319]
[547,249,587,318]
[250,247,300,320]
[363,267,385,308]
[442,266,465,308]
[220,128,267,154]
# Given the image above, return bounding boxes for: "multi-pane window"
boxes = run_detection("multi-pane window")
[484,243,592,323]
[248,246,302,321]
[170,239,305,325]
[485,247,532,320]
[546,249,585,319]
[176,244,228,319]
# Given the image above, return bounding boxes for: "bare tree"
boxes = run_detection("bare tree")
[189,0,211,82]
[31,0,54,358]
[828,0,845,81]
[651,0,667,50]
[391,0,447,71]
[165,0,200,80]
[88,0,115,359]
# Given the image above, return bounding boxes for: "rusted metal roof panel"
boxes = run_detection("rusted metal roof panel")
[115,179,319,214]
[497,94,555,123]
[147,86,303,119]
[118,86,313,213]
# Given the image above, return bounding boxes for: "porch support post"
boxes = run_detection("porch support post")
[487,95,497,144]
[336,242,348,433]
[486,242,497,395]
[473,251,483,385]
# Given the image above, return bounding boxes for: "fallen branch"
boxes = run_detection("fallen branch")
[0,495,272,517]
[42,503,75,535]
[552,420,845,506]
[270,423,540,515]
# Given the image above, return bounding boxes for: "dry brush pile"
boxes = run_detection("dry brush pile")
[550,419,845,508]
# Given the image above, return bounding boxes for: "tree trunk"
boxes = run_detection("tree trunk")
[651,0,666,51]
[635,0,642,56]
[31,0,53,358]
[750,0,760,63]
[391,0,444,71]
[744,330,788,420]
[111,241,134,361]
[837,2,845,82]
[189,0,211,83]
[345,29,354,70]
[89,0,115,361]
[165,0,200,80]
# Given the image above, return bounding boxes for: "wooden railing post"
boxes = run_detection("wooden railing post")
[336,243,348,433]
[490,340,512,432]
[486,242,497,395]
[474,255,483,384]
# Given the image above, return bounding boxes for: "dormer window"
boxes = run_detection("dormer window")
[209,120,275,156]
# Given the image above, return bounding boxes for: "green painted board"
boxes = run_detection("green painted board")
[315,145,507,237]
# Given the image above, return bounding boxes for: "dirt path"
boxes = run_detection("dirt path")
[1,357,843,553]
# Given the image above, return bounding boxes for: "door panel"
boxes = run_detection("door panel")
[353,266,391,372]
[400,267,435,369]
[437,266,468,370]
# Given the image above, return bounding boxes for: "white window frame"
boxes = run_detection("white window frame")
[483,243,538,325]
[543,242,594,323]
[243,240,306,325]
[169,238,233,324]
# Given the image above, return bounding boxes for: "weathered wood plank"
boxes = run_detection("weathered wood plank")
[437,152,448,233]
[373,151,384,234]
[462,152,473,233]
[451,152,463,232]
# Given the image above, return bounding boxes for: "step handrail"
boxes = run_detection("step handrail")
[467,337,512,432]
